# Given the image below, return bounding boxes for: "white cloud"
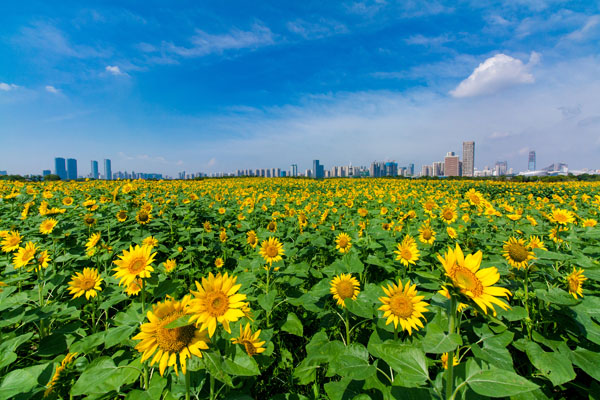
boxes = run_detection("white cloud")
[405,34,451,46]
[287,18,348,39]
[45,85,59,93]
[105,65,125,75]
[566,15,600,41]
[0,82,19,91]
[165,24,274,57]
[450,53,539,98]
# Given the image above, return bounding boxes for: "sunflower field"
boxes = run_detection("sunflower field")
[1,178,600,400]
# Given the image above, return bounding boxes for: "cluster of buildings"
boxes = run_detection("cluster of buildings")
[420,141,475,177]
[47,158,113,180]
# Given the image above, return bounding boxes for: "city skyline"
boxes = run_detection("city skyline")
[1,2,599,175]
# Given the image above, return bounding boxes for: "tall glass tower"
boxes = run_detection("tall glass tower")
[104,159,112,180]
[462,141,475,177]
[67,158,77,180]
[54,157,67,180]
[91,160,99,179]
[528,151,536,171]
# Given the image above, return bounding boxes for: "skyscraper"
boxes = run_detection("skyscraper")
[528,151,536,171]
[67,158,77,180]
[42,170,51,176]
[104,159,112,180]
[462,141,475,177]
[291,164,298,177]
[91,160,99,179]
[312,160,324,179]
[444,152,460,176]
[408,163,414,176]
[54,157,67,180]
[495,161,508,176]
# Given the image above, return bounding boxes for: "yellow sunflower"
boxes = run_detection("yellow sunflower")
[44,352,78,398]
[203,221,212,232]
[112,244,156,286]
[39,218,58,235]
[441,352,459,369]
[465,188,484,207]
[246,230,258,248]
[582,218,597,228]
[116,210,128,222]
[259,237,284,265]
[418,223,436,244]
[357,208,368,217]
[83,214,97,227]
[267,220,277,232]
[438,244,511,316]
[36,250,51,271]
[447,226,458,239]
[330,273,360,308]
[13,241,38,269]
[335,232,352,254]
[68,268,103,300]
[1,230,22,253]
[378,280,429,335]
[219,230,228,243]
[136,210,152,225]
[215,257,224,268]
[394,235,420,266]
[567,267,586,299]
[232,323,266,357]
[164,259,177,273]
[142,236,159,248]
[125,278,143,296]
[528,236,547,251]
[188,272,247,337]
[62,197,74,206]
[440,206,458,224]
[502,237,535,269]
[86,233,101,257]
[550,209,575,225]
[133,296,209,376]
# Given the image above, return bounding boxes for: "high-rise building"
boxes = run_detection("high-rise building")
[528,151,536,171]
[65,158,77,180]
[312,160,324,179]
[432,162,444,177]
[42,170,51,176]
[291,164,298,177]
[91,160,99,179]
[462,141,475,177]
[495,161,508,176]
[444,152,460,176]
[384,162,398,177]
[408,163,414,176]
[54,157,67,180]
[104,159,112,180]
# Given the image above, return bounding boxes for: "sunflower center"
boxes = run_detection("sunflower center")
[157,313,196,353]
[554,213,567,223]
[265,245,279,258]
[568,276,579,293]
[454,268,483,296]
[118,211,126,219]
[128,257,147,274]
[78,277,96,291]
[138,212,149,222]
[443,210,454,220]
[389,294,414,318]
[469,194,481,205]
[507,243,529,262]
[268,222,276,231]
[422,229,432,240]
[338,237,348,248]
[241,340,257,356]
[401,248,413,260]
[206,291,229,316]
[336,281,355,299]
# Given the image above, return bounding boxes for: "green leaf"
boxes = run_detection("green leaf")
[293,358,319,385]
[327,343,376,380]
[524,341,576,386]
[370,342,428,387]
[0,369,37,400]
[0,332,34,354]
[345,294,374,319]
[223,347,260,376]
[38,333,69,357]
[257,291,277,312]
[467,369,539,398]
[421,321,462,354]
[164,315,192,329]
[104,325,137,348]
[535,288,579,306]
[70,331,106,353]
[570,347,600,381]
[281,312,303,336]
[203,351,233,387]
[71,356,141,396]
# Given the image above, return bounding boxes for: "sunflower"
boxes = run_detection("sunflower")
[330,273,360,308]
[203,221,212,232]
[447,226,458,239]
[502,237,535,269]
[582,218,597,228]
[438,244,511,316]
[335,232,352,254]
[13,241,37,269]
[465,188,484,207]
[246,230,258,248]
[567,267,586,299]
[83,214,97,227]
[62,197,74,206]
[219,230,228,243]
[112,244,156,286]
[267,220,277,232]
[259,237,284,265]
[418,223,436,245]
[133,296,209,376]
[68,268,103,300]
[215,257,224,268]
[188,272,247,337]
[438,286,468,312]
[357,208,368,217]
[142,236,159,248]
[164,259,177,273]
[44,352,78,398]
[116,210,128,222]
[550,209,575,225]
[136,210,152,225]
[1,230,22,253]
[528,236,547,251]
[440,206,457,224]
[125,278,143,296]
[441,352,459,370]
[36,250,51,271]
[232,323,266,357]
[86,233,101,257]
[378,280,429,335]
[394,235,420,267]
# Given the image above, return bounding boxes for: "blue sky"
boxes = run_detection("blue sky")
[1,1,599,176]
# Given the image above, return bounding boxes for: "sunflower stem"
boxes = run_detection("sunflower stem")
[185,362,191,400]
[210,373,216,400]
[524,267,532,340]
[446,296,457,400]
[344,307,351,346]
